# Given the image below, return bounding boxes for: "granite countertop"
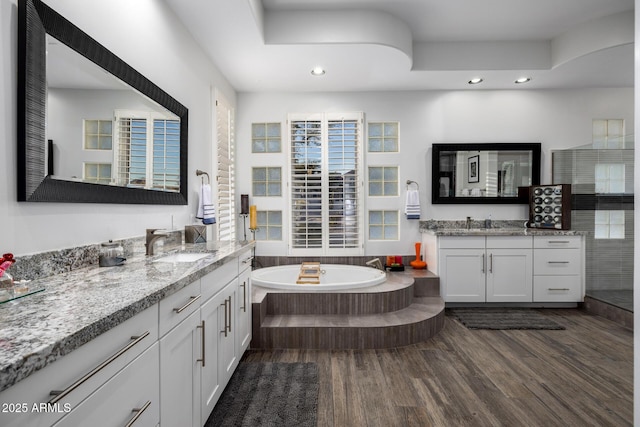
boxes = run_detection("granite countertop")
[0,240,254,393]
[422,228,586,236]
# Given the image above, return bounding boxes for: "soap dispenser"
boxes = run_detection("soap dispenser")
[99,240,126,267]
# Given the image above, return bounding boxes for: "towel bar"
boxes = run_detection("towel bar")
[406,180,419,190]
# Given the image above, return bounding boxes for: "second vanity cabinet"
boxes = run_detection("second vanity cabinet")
[439,236,532,302]
[427,233,584,304]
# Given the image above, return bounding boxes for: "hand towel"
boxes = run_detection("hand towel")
[405,189,421,220]
[196,183,216,225]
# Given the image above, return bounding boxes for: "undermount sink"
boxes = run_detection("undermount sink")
[153,253,210,263]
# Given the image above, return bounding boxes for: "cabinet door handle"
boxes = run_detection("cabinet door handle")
[548,240,570,244]
[49,331,150,404]
[173,295,201,314]
[125,400,152,427]
[548,288,570,291]
[240,281,247,312]
[481,254,485,273]
[242,257,253,265]
[489,253,493,273]
[220,299,228,337]
[197,320,205,367]
[227,296,232,333]
[548,261,570,264]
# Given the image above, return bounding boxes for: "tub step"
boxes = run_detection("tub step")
[255,297,445,349]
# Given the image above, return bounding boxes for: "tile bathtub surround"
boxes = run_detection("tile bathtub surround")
[8,231,183,281]
[0,238,251,392]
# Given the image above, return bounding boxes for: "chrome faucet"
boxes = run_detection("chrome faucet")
[366,258,384,271]
[146,229,169,256]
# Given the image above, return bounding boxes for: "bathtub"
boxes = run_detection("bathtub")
[251,264,387,291]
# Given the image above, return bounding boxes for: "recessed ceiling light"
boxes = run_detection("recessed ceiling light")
[468,77,483,85]
[515,77,531,84]
[311,67,326,76]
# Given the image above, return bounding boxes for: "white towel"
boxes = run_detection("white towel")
[196,183,216,225]
[405,189,421,220]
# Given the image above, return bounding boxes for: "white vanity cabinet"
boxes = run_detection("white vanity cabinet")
[236,250,253,356]
[200,276,237,423]
[533,236,584,302]
[0,304,159,427]
[428,232,583,304]
[485,237,533,302]
[439,236,486,302]
[0,246,254,427]
[439,236,532,302]
[158,277,203,427]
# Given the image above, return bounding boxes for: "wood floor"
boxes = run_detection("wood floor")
[243,309,633,427]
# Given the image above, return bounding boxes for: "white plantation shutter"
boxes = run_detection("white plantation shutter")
[152,119,180,191]
[289,113,363,255]
[115,116,147,187]
[216,94,235,241]
[114,111,181,192]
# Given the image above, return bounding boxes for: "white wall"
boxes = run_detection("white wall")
[237,89,633,256]
[1,0,235,255]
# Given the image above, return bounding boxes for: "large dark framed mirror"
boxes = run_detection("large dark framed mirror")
[18,0,188,204]
[432,143,541,204]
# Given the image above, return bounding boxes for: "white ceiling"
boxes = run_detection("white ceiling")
[166,0,634,92]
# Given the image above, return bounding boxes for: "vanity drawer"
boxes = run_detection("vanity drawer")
[239,249,253,273]
[201,259,238,301]
[439,236,485,249]
[533,276,582,302]
[159,279,201,337]
[53,342,159,427]
[534,236,581,249]
[486,236,532,249]
[534,249,581,275]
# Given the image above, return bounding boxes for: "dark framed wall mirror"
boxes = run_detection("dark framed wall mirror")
[431,143,541,204]
[18,0,188,204]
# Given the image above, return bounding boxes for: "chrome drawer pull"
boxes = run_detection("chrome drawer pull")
[220,299,228,337]
[227,296,232,333]
[240,281,247,312]
[548,240,570,244]
[548,288,570,291]
[125,400,152,427]
[242,257,253,264]
[197,321,205,367]
[548,261,570,264]
[49,331,150,404]
[173,295,201,314]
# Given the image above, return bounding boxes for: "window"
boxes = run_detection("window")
[368,166,398,196]
[593,119,624,149]
[216,93,236,241]
[595,211,625,239]
[595,164,625,194]
[84,162,112,184]
[113,111,180,191]
[252,167,282,196]
[368,122,398,152]
[255,210,283,241]
[289,113,363,255]
[84,119,112,150]
[252,122,281,152]
[369,210,399,240]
